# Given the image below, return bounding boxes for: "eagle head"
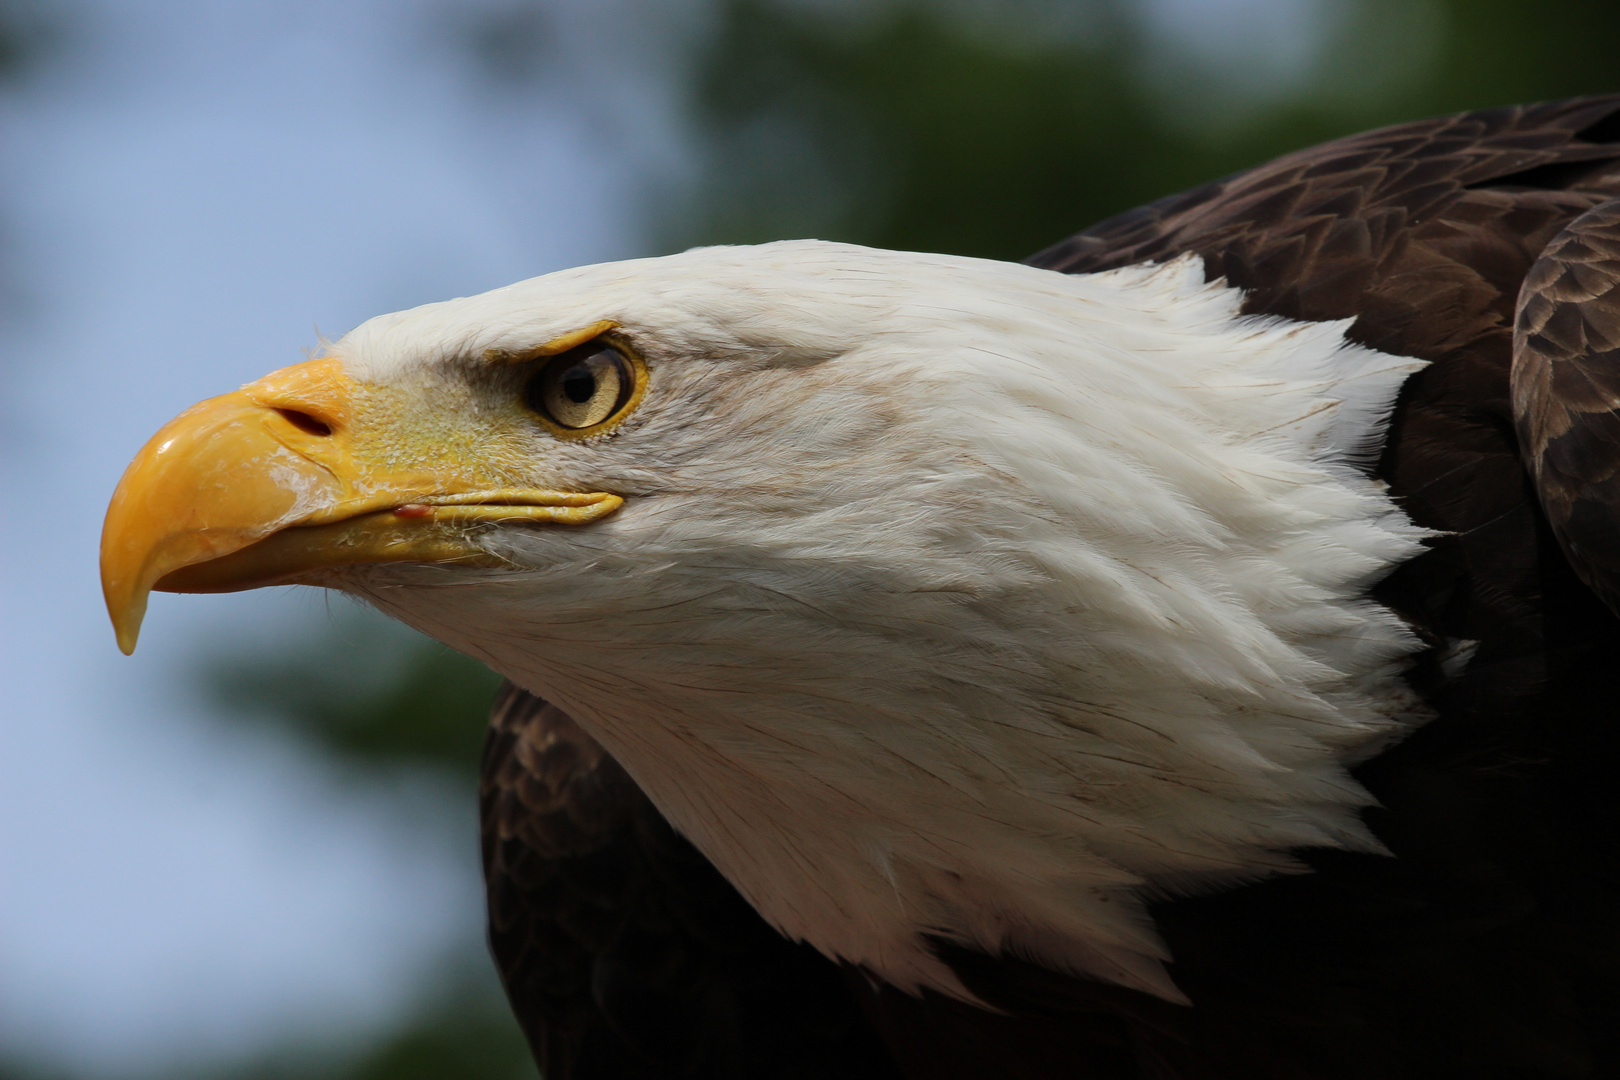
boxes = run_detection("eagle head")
[101,240,1429,1002]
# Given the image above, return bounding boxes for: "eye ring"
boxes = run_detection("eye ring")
[523,338,647,439]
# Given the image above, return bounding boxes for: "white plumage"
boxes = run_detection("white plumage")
[331,241,1429,1002]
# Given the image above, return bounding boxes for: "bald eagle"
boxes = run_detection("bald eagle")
[102,96,1620,1078]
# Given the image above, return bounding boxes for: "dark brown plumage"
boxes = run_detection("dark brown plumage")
[481,96,1620,1079]
[1514,195,1620,614]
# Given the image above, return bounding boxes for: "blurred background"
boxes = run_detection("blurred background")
[2,0,1618,1076]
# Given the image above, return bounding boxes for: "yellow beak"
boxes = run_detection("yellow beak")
[100,356,621,655]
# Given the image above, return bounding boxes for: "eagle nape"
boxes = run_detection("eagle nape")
[102,95,1620,1079]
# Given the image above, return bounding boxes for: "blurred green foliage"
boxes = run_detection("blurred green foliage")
[0,0,48,81]
[1418,0,1620,109]
[0,970,536,1080]
[208,607,501,780]
[668,0,1620,262]
[214,969,538,1080]
[151,0,1620,1078]
[675,0,1184,258]
[282,1011,534,1080]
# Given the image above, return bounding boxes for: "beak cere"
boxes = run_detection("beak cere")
[99,356,622,655]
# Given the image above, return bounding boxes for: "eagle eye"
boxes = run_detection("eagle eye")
[524,341,638,433]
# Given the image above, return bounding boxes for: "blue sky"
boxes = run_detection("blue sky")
[0,1,644,1071]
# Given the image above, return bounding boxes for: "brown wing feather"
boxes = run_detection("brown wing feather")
[1512,197,1620,615]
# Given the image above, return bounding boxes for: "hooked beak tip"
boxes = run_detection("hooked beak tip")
[106,578,148,655]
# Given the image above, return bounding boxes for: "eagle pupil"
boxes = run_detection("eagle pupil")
[562,367,596,404]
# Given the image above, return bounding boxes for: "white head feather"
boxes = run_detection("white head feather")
[332,240,1429,1002]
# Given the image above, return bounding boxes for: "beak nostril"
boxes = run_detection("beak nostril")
[275,408,333,437]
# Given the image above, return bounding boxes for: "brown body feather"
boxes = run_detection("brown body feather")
[1514,195,1620,615]
[481,97,1620,1078]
